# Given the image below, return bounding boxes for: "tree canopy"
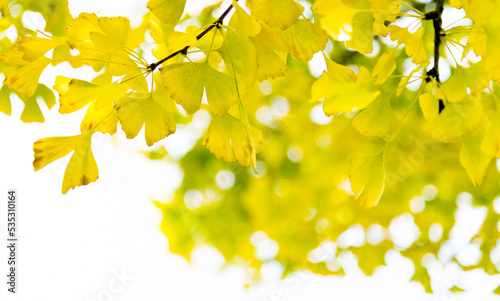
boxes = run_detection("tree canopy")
[1,0,500,294]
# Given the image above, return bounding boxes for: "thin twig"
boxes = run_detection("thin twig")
[147,1,238,71]
[425,0,445,113]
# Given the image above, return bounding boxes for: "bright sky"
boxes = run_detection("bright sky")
[1,0,499,300]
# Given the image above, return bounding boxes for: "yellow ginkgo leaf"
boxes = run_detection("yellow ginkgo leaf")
[221,15,258,86]
[233,1,261,37]
[281,19,328,62]
[116,91,176,147]
[312,0,356,40]
[62,132,99,194]
[313,0,399,54]
[251,0,304,30]
[80,102,118,135]
[424,95,483,143]
[252,21,290,53]
[18,84,56,123]
[33,134,83,171]
[54,76,128,113]
[253,42,287,81]
[435,64,491,103]
[167,26,199,53]
[147,0,187,27]
[203,113,263,167]
[345,11,375,54]
[160,61,237,115]
[349,150,386,207]
[0,36,66,66]
[312,65,380,116]
[481,111,500,158]
[370,0,401,36]
[3,56,51,97]
[460,130,493,186]
[89,16,130,52]
[372,53,396,85]
[0,86,12,116]
[66,13,101,41]
[389,25,429,64]
[450,0,495,26]
[419,93,440,121]
[33,131,100,193]
[352,96,398,137]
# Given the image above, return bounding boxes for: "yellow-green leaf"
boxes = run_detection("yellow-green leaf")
[147,0,187,27]
[116,91,176,147]
[460,129,493,186]
[281,19,328,62]
[353,96,398,137]
[3,56,51,97]
[349,150,386,207]
[203,113,263,167]
[251,0,304,30]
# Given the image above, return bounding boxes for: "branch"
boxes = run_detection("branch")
[425,0,445,113]
[148,1,237,71]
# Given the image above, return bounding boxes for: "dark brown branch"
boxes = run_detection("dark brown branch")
[425,0,445,113]
[148,1,237,71]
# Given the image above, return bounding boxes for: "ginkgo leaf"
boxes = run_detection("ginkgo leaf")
[62,132,99,194]
[147,0,187,27]
[459,130,493,186]
[33,134,83,171]
[66,13,101,41]
[352,96,398,137]
[18,84,56,123]
[424,95,483,143]
[81,102,118,135]
[252,21,290,53]
[346,11,375,54]
[203,113,263,167]
[349,150,386,207]
[313,0,400,54]
[221,15,258,86]
[3,56,51,97]
[312,65,380,116]
[370,0,401,36]
[253,42,287,81]
[435,64,490,103]
[281,19,328,62]
[372,53,396,85]
[0,36,66,66]
[251,0,304,30]
[481,111,500,158]
[54,76,128,113]
[160,61,237,115]
[33,131,98,194]
[389,25,429,64]
[233,1,261,37]
[116,90,176,147]
[419,93,439,120]
[89,17,130,52]
[449,0,495,26]
[0,85,12,116]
